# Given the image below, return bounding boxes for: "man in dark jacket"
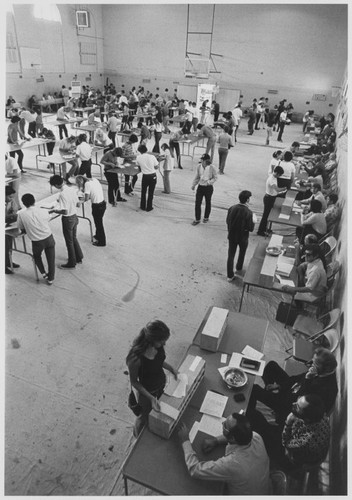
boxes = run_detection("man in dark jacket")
[247,347,338,426]
[226,190,255,282]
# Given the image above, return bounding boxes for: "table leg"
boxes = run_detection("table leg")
[80,204,94,242]
[239,283,245,311]
[124,476,129,496]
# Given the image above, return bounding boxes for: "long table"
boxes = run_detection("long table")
[239,235,297,312]
[122,308,269,496]
[175,134,207,159]
[267,193,302,234]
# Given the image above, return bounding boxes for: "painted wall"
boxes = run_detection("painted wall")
[102,3,347,115]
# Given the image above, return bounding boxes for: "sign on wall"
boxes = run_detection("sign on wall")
[71,80,81,97]
[197,84,216,123]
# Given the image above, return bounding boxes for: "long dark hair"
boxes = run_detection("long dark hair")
[126,320,170,363]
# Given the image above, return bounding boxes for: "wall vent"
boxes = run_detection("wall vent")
[142,79,151,83]
[312,94,326,101]
[267,89,278,94]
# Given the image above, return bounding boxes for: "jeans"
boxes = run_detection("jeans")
[92,201,106,245]
[79,159,92,178]
[10,150,24,170]
[169,140,181,167]
[195,185,213,221]
[227,237,249,278]
[218,148,228,173]
[257,194,276,234]
[124,174,138,194]
[140,174,157,211]
[206,136,216,162]
[108,131,117,147]
[62,215,83,266]
[28,121,37,138]
[31,234,56,280]
[46,141,55,155]
[277,122,285,141]
[152,131,162,153]
[104,171,120,203]
[58,123,68,140]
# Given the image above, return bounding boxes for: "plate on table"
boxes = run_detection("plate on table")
[266,246,282,256]
[223,368,247,389]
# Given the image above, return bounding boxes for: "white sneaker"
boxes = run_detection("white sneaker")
[227,276,235,282]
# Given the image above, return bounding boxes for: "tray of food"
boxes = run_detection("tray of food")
[223,367,247,389]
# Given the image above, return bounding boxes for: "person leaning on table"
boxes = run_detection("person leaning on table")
[177,413,270,495]
[126,320,178,437]
[257,165,287,236]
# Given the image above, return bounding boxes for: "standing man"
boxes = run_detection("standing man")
[56,105,71,139]
[196,123,217,162]
[191,154,218,225]
[247,104,256,135]
[5,186,20,275]
[226,190,255,282]
[17,193,56,284]
[49,175,83,268]
[277,107,288,142]
[232,103,242,142]
[177,413,270,495]
[75,175,107,247]
[135,145,159,212]
[257,166,287,236]
[7,115,30,173]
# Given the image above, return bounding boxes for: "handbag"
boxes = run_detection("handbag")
[128,385,142,417]
[275,301,299,327]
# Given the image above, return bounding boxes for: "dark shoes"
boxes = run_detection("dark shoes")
[146,208,154,212]
[257,231,266,237]
[92,242,106,247]
[116,197,127,202]
[178,166,183,169]
[5,268,14,274]
[12,263,20,268]
[192,220,201,226]
[60,264,76,269]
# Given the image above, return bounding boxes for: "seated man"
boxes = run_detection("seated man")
[247,347,338,427]
[297,182,327,212]
[178,413,270,495]
[282,243,327,303]
[324,193,340,233]
[298,200,327,241]
[59,135,79,182]
[248,394,330,469]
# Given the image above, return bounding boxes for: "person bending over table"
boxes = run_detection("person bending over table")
[248,394,330,471]
[94,126,113,154]
[169,128,184,169]
[7,115,30,173]
[281,243,327,305]
[177,413,270,495]
[122,133,139,195]
[126,320,177,437]
[247,347,338,429]
[196,123,217,162]
[277,150,295,191]
[257,166,287,236]
[101,147,126,205]
[75,175,106,247]
[56,105,71,139]
[59,135,79,182]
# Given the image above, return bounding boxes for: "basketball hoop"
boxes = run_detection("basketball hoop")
[184,57,210,79]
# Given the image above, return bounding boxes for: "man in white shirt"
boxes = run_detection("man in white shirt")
[76,134,93,178]
[178,412,270,495]
[17,193,56,284]
[136,145,159,212]
[191,154,218,225]
[49,175,83,268]
[20,108,37,138]
[257,166,287,236]
[232,104,243,142]
[277,108,288,142]
[106,112,120,147]
[56,106,70,139]
[75,175,107,246]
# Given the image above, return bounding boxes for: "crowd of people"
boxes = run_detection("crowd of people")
[6,84,342,493]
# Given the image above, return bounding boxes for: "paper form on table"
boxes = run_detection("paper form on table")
[164,373,188,398]
[242,345,264,360]
[199,391,228,418]
[189,421,200,443]
[220,353,228,364]
[199,414,225,437]
[189,355,202,372]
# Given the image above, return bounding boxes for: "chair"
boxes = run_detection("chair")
[301,459,326,494]
[292,307,341,338]
[270,470,287,495]
[288,327,340,363]
[319,235,337,263]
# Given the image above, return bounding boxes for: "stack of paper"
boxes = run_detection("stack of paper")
[276,261,294,277]
[199,391,228,418]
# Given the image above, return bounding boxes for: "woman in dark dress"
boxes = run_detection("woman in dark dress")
[126,320,177,437]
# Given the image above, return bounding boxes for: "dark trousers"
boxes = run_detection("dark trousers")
[46,141,55,155]
[5,235,12,268]
[192,118,199,132]
[10,150,24,170]
[277,122,285,141]
[195,185,213,221]
[134,386,164,437]
[108,131,117,147]
[248,119,255,134]
[218,148,229,173]
[28,121,37,138]
[169,140,181,167]
[257,194,276,234]
[104,171,120,203]
[152,131,162,153]
[62,215,83,266]
[140,174,157,211]
[227,237,249,278]
[31,234,56,281]
[92,201,106,245]
[58,123,68,140]
[183,120,192,134]
[124,174,138,194]
[79,159,92,178]
[247,361,297,425]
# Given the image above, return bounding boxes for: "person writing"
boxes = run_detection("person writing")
[177,413,270,495]
[257,165,287,236]
[126,320,178,437]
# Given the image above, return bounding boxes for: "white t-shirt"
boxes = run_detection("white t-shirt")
[280,160,295,179]
[84,178,104,204]
[232,108,243,126]
[76,142,92,161]
[6,156,20,175]
[136,153,159,174]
